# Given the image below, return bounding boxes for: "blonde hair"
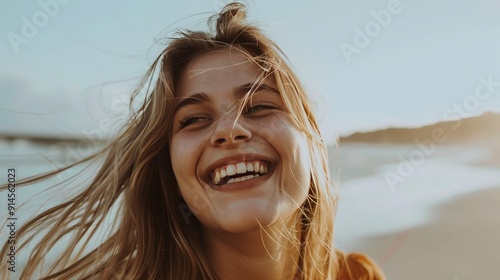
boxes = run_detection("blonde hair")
[1,3,343,279]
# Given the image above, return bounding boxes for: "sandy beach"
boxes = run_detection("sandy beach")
[332,143,500,279]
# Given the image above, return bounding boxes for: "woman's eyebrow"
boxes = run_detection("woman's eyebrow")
[237,83,280,96]
[174,83,279,113]
[174,93,210,113]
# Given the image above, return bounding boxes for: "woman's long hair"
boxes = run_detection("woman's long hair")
[0,3,339,279]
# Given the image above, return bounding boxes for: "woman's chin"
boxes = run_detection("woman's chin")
[205,203,301,234]
[208,205,281,234]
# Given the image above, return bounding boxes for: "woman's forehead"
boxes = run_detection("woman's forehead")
[176,48,277,98]
[184,48,256,76]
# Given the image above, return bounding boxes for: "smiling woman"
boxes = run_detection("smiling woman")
[171,49,312,239]
[0,2,385,280]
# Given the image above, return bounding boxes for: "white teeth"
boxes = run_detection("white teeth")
[226,174,257,184]
[254,162,260,172]
[226,164,236,176]
[246,162,254,172]
[227,177,241,184]
[211,161,270,185]
[215,170,221,184]
[236,162,246,174]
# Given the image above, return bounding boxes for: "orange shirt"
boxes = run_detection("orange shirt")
[336,251,387,280]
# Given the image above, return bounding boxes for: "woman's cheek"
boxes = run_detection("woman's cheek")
[172,133,203,160]
[171,134,213,215]
[252,114,289,142]
[170,136,194,186]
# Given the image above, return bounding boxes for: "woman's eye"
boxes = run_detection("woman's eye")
[179,116,210,128]
[245,104,277,114]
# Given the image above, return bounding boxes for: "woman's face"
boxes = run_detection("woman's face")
[170,48,311,233]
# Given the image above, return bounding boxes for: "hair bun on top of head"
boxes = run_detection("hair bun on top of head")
[208,2,273,59]
[213,2,248,37]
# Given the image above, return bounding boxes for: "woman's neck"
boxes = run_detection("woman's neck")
[203,218,302,280]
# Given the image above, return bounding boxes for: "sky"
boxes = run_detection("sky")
[1,0,500,143]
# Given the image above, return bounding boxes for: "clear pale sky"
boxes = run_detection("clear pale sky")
[1,0,500,143]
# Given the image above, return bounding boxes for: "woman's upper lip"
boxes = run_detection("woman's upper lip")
[202,153,275,183]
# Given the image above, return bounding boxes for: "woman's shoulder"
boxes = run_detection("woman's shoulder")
[335,250,387,280]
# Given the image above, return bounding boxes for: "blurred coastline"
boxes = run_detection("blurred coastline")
[339,111,500,147]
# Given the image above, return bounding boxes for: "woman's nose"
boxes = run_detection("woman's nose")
[210,113,252,146]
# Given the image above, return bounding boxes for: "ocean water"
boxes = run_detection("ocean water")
[1,140,499,279]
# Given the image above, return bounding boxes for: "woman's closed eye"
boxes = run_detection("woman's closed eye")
[177,102,279,129]
[245,103,279,114]
[179,116,211,128]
